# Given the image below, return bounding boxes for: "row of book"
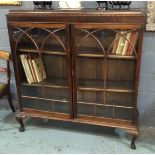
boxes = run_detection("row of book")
[112,31,139,56]
[20,54,46,84]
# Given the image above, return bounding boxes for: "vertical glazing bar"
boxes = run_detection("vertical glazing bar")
[52,100,54,112]
[94,105,96,117]
[43,82,45,99]
[113,107,115,119]
[36,98,38,110]
[104,41,107,105]
[53,101,55,113]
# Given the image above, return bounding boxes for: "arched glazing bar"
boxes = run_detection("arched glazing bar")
[40,28,66,53]
[107,29,138,59]
[15,27,39,54]
[76,28,107,105]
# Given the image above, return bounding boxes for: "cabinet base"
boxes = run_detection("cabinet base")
[16,109,138,149]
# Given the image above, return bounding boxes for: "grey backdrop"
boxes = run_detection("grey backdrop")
[0,1,154,127]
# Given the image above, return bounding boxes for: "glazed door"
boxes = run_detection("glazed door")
[9,23,73,119]
[72,24,141,123]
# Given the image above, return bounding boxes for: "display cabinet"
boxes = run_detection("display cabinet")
[7,10,145,149]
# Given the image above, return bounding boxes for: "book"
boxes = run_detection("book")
[28,53,38,83]
[130,32,139,55]
[127,32,139,55]
[32,57,46,82]
[112,33,120,54]
[121,32,132,56]
[20,54,34,84]
[116,31,126,55]
[126,32,135,55]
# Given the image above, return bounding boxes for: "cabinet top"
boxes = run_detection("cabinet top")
[7,9,145,16]
[7,9,146,24]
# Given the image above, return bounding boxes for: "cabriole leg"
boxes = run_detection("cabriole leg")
[125,129,138,150]
[131,135,137,150]
[16,115,26,132]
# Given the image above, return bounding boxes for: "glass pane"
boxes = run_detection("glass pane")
[19,55,68,90]
[78,91,104,104]
[77,104,95,116]
[77,57,105,88]
[37,99,52,112]
[41,28,66,54]
[107,59,135,91]
[54,102,69,114]
[44,87,68,100]
[13,28,38,52]
[76,29,114,55]
[22,97,37,109]
[114,108,132,121]
[21,85,43,97]
[96,105,113,118]
[13,27,66,54]
[106,92,133,107]
[43,55,67,80]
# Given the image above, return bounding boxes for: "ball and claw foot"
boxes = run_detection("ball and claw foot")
[16,116,25,132]
[131,136,137,150]
[19,125,25,132]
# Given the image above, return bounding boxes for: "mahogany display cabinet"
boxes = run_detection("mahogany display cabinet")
[7,10,146,149]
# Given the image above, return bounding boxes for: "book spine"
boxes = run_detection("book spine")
[130,32,139,55]
[127,32,135,55]
[20,54,32,84]
[122,32,132,56]
[116,31,126,55]
[32,59,42,82]
[39,57,46,80]
[27,58,35,82]
[112,33,120,54]
[25,55,34,83]
[28,53,38,82]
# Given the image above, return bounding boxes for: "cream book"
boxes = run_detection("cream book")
[116,31,126,55]
[20,54,34,84]
[112,33,120,54]
[32,57,46,82]
[122,32,132,56]
[28,59,37,82]
[28,53,38,83]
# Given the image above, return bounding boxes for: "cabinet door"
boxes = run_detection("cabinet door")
[72,24,141,123]
[9,23,72,118]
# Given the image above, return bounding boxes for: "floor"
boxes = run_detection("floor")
[0,108,155,154]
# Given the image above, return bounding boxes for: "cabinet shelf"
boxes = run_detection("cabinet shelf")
[18,48,66,56]
[17,43,66,56]
[78,53,105,58]
[21,95,69,103]
[77,79,134,93]
[22,78,68,89]
[77,101,133,109]
[77,53,136,60]
[108,54,136,60]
